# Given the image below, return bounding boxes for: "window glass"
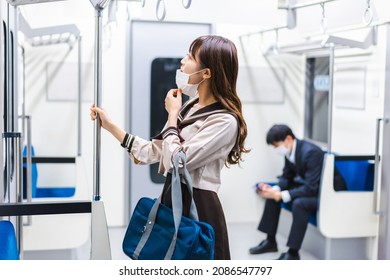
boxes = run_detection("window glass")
[304,56,329,144]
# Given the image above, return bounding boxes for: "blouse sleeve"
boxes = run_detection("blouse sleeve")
[127,136,163,165]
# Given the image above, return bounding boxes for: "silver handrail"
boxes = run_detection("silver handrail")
[93,9,103,201]
[327,43,335,153]
[15,133,23,259]
[18,115,32,226]
[374,118,389,215]
[90,2,112,260]
[18,116,32,205]
[77,35,82,157]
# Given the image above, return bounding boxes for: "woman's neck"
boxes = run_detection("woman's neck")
[197,80,217,107]
[197,91,217,107]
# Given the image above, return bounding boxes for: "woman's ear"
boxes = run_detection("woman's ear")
[203,68,211,79]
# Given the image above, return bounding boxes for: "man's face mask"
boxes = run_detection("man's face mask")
[274,142,290,157]
[175,69,206,98]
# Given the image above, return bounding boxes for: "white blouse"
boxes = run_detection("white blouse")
[127,105,238,193]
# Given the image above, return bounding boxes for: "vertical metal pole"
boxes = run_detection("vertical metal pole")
[15,133,23,259]
[327,44,335,153]
[374,118,383,215]
[21,47,25,136]
[90,5,111,260]
[25,116,32,225]
[17,116,32,206]
[77,35,82,157]
[3,135,11,203]
[93,10,102,201]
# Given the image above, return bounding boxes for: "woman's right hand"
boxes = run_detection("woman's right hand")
[90,104,127,144]
[90,104,112,130]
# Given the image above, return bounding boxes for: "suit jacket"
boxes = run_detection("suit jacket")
[278,139,324,199]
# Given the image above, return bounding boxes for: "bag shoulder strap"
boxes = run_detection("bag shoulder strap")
[132,151,195,260]
[164,150,196,259]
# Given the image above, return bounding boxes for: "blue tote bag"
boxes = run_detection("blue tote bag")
[122,151,215,260]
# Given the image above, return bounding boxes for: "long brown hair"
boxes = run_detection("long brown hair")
[189,35,250,165]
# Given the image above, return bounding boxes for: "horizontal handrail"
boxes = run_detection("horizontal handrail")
[0,201,91,216]
[334,155,376,161]
[22,157,76,164]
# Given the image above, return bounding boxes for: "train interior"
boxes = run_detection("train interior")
[1,0,390,261]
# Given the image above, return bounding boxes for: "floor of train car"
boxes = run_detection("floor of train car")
[108,222,318,260]
[23,222,317,260]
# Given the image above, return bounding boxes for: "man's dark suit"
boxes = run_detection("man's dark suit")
[257,139,324,250]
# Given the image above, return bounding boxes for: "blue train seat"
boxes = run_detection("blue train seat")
[318,154,378,239]
[0,221,19,260]
[23,146,75,198]
[334,158,374,191]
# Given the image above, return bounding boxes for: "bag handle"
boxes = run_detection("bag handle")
[164,150,198,259]
[131,150,197,260]
[172,150,199,221]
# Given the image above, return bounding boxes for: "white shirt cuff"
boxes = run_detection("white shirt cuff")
[271,185,290,202]
[281,190,292,203]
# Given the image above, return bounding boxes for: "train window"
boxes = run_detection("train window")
[304,56,329,144]
[149,57,188,184]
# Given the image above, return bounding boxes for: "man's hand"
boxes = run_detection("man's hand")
[258,185,282,202]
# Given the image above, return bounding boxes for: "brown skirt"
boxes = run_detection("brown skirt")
[161,173,231,260]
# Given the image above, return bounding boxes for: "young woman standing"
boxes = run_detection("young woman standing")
[90,35,249,259]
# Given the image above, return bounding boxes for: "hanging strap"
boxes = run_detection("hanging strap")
[131,150,197,260]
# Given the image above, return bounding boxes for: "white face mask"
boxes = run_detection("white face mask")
[274,144,290,157]
[175,69,205,98]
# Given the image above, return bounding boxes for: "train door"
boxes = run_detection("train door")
[126,20,211,219]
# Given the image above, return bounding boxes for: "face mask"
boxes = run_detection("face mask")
[274,144,290,157]
[175,69,205,98]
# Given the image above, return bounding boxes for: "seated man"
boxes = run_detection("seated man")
[249,124,324,260]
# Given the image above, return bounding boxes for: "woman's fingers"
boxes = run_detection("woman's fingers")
[90,104,98,120]
[165,89,182,112]
[90,104,104,120]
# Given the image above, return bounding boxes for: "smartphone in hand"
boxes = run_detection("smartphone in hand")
[255,183,265,193]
